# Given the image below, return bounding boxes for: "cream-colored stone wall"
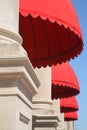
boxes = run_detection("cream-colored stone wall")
[0,1,74,130]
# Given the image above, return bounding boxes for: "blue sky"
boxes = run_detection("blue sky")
[70,1,87,130]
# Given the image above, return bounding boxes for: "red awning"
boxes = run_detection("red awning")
[19,0,83,68]
[60,97,78,113]
[64,112,78,121]
[52,62,80,99]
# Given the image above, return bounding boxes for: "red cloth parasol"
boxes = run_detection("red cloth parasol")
[52,62,80,99]
[19,0,83,68]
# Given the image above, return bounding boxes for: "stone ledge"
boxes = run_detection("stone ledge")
[0,66,39,96]
[32,98,53,105]
[0,86,33,109]
[33,114,60,128]
[0,57,40,90]
[19,113,30,124]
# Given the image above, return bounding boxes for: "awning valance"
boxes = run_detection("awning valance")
[64,112,78,121]
[60,96,78,113]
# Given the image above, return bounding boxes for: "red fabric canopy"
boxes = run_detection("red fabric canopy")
[52,62,80,99]
[60,97,78,113]
[19,0,83,68]
[64,112,78,121]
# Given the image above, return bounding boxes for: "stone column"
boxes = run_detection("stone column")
[33,67,52,110]
[32,67,59,130]
[0,1,40,130]
[65,121,74,130]
[0,0,19,33]
[57,113,65,130]
[52,99,65,130]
